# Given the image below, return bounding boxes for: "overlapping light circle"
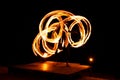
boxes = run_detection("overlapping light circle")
[32,10,91,58]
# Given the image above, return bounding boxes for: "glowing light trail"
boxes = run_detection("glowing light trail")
[32,10,91,58]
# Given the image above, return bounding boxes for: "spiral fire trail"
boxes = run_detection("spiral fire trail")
[32,10,91,58]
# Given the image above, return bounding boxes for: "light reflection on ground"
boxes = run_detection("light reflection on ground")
[0,66,118,80]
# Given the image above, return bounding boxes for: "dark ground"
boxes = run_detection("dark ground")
[0,66,119,80]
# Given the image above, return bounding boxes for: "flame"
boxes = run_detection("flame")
[89,57,94,63]
[32,10,91,58]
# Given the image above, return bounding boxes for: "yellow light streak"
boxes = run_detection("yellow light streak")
[32,10,92,58]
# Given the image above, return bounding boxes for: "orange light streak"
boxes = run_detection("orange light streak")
[32,10,91,58]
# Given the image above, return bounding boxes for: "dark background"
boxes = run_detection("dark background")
[1,0,119,77]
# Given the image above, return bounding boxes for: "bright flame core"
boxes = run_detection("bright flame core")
[89,57,94,63]
[32,10,92,58]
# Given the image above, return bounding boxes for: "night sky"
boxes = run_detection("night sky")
[1,0,119,77]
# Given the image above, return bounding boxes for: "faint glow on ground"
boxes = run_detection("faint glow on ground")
[41,63,49,71]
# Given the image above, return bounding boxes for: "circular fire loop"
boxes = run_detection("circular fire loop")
[32,10,92,58]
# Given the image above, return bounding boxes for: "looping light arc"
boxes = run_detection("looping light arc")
[32,10,92,58]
